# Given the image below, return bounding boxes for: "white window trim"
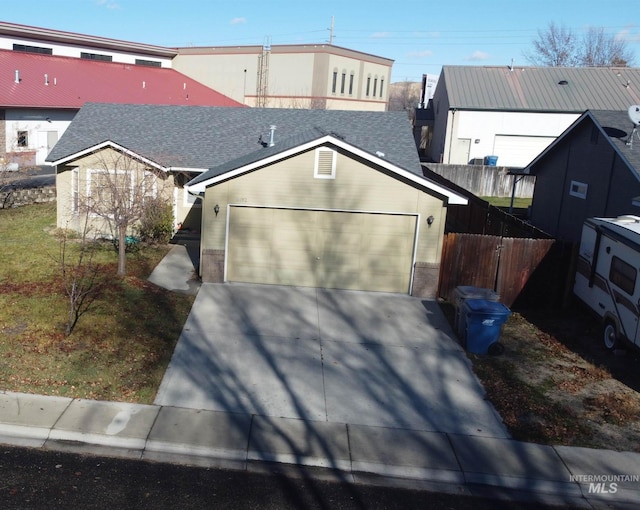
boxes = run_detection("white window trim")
[314,148,337,179]
[71,168,79,215]
[569,180,588,199]
[87,168,152,217]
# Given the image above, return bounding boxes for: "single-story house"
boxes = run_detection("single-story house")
[421,65,640,168]
[46,102,467,297]
[524,109,640,243]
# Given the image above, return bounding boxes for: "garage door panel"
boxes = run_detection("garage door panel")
[272,227,314,247]
[227,207,416,293]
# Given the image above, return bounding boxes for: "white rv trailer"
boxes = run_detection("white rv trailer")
[574,215,640,350]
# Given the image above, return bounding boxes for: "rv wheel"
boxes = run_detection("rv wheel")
[603,322,619,350]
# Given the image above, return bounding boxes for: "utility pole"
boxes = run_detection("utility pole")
[328,16,334,45]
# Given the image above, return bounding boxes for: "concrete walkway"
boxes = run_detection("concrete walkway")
[1,246,639,508]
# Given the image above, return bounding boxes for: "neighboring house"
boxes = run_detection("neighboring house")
[0,49,242,167]
[0,21,393,112]
[421,65,640,168]
[46,102,467,297]
[524,109,640,243]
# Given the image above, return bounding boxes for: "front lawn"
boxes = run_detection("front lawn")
[0,203,194,403]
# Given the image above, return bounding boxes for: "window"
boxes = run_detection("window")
[366,76,371,97]
[81,52,112,62]
[135,59,162,67]
[349,72,354,95]
[340,71,346,94]
[17,131,28,148]
[380,78,384,98]
[332,70,338,94]
[140,171,158,205]
[13,43,52,55]
[314,148,336,179]
[569,180,588,199]
[373,78,378,97]
[610,256,637,295]
[88,169,131,213]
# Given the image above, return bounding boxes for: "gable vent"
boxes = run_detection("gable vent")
[314,148,336,179]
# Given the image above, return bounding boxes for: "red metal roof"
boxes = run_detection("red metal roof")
[0,49,244,108]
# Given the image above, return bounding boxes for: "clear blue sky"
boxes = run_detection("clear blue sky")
[3,0,639,82]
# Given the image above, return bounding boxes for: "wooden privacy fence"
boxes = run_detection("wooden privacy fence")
[438,233,556,307]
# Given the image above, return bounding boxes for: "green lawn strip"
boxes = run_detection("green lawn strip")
[480,196,532,209]
[0,203,194,404]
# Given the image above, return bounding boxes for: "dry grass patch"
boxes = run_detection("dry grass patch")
[0,203,194,404]
[440,302,640,451]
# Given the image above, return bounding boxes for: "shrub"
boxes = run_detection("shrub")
[138,197,174,244]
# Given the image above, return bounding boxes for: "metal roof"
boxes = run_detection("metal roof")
[441,66,640,112]
[0,21,177,58]
[46,103,422,173]
[0,49,243,109]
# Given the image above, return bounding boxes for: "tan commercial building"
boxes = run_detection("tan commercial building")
[173,44,392,111]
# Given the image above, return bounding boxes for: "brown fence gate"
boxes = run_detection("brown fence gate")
[438,233,559,307]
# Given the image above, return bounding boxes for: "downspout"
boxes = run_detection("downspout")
[446,109,456,164]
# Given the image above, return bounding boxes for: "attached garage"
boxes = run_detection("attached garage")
[189,128,467,298]
[226,206,418,293]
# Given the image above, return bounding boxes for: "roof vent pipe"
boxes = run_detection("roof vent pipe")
[268,125,276,147]
[14,70,19,83]
[44,73,49,85]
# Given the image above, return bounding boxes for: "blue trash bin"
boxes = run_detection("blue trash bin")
[462,299,511,354]
[484,155,498,166]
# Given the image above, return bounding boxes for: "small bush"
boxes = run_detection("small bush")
[138,197,174,244]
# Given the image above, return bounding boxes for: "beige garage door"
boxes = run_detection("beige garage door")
[227,207,417,293]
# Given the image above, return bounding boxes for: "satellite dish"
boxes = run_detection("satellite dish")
[628,105,640,126]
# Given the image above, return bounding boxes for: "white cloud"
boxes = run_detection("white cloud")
[95,0,120,9]
[616,25,640,42]
[466,51,490,61]
[407,49,433,58]
[371,32,389,39]
[230,17,247,25]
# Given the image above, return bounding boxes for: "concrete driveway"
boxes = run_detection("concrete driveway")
[154,283,508,438]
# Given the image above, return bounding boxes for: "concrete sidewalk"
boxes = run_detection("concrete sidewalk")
[1,391,639,508]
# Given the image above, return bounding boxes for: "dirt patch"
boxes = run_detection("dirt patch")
[445,302,640,452]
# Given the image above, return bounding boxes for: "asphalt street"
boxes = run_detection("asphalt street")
[0,445,584,510]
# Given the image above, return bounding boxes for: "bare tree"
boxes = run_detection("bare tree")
[526,22,635,67]
[579,27,634,66]
[388,81,421,113]
[56,216,103,336]
[82,149,171,276]
[525,22,578,67]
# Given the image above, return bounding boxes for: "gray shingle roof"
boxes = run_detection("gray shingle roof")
[589,110,640,174]
[442,66,640,112]
[525,109,640,177]
[47,103,421,175]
